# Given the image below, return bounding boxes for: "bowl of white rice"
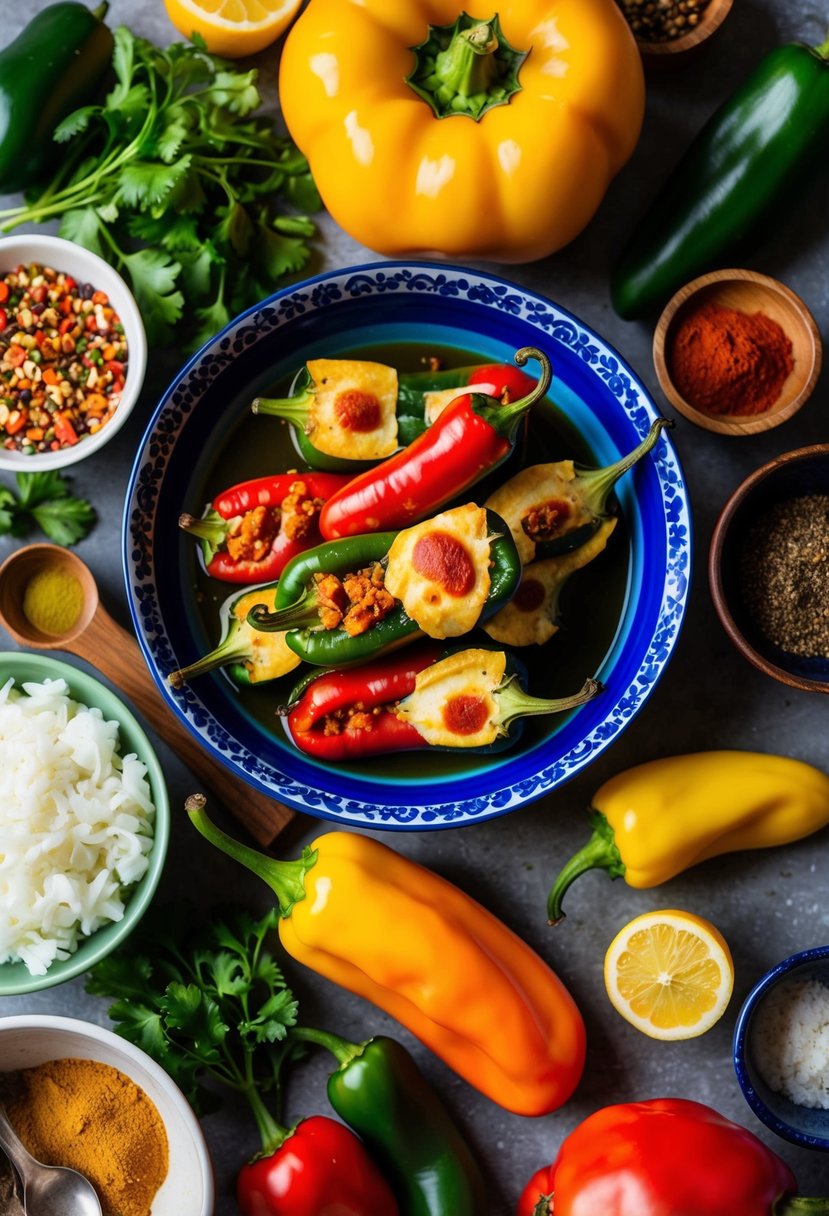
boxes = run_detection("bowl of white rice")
[0,652,169,995]
[734,944,829,1150]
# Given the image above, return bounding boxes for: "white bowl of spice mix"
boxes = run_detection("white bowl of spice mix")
[0,234,147,470]
[709,445,829,693]
[734,946,829,1150]
[0,1014,214,1216]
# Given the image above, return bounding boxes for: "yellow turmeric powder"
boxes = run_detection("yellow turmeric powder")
[21,566,84,635]
[2,1057,169,1216]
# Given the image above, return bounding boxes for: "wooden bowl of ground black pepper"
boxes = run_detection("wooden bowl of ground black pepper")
[709,446,829,693]
[616,0,733,60]
[654,270,822,436]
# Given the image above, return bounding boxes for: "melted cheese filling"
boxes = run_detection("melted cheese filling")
[423,380,497,424]
[485,461,595,565]
[307,358,399,460]
[233,588,302,682]
[397,649,507,747]
[385,503,492,638]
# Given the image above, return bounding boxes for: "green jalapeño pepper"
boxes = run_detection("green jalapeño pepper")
[291,1027,487,1216]
[0,3,114,193]
[252,358,537,473]
[168,585,301,689]
[282,643,600,759]
[611,34,829,318]
[485,418,671,567]
[248,503,521,667]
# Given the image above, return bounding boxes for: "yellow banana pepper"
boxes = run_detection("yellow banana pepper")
[547,751,829,922]
[278,0,644,262]
[187,796,585,1116]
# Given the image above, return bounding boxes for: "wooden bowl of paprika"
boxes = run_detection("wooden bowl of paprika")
[653,269,822,435]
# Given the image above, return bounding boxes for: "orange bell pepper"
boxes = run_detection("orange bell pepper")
[187,795,586,1116]
[279,0,644,262]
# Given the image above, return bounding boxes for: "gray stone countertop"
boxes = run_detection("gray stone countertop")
[0,0,828,1212]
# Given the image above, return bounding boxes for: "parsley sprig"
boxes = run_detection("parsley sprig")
[0,29,321,349]
[0,471,96,546]
[85,904,300,1131]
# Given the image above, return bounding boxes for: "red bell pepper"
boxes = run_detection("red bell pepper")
[318,347,551,540]
[179,472,350,584]
[237,1114,399,1216]
[517,1098,829,1216]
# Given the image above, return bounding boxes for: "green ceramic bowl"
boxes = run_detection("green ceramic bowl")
[0,651,170,995]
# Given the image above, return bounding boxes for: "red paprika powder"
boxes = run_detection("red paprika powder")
[668,301,794,416]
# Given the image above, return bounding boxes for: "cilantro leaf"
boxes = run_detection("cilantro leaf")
[117,156,193,209]
[121,248,184,341]
[54,106,99,143]
[31,497,97,547]
[0,473,96,546]
[85,903,301,1126]
[58,207,106,259]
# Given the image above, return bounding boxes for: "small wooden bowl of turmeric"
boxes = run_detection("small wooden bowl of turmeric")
[653,269,822,436]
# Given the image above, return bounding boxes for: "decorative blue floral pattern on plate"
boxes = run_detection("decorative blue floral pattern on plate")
[123,262,692,830]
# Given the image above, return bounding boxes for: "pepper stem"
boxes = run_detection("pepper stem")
[247,1083,289,1156]
[546,810,626,925]
[814,33,829,59]
[479,347,552,438]
[252,385,314,429]
[775,1200,829,1214]
[289,1025,365,1068]
[577,417,672,515]
[248,587,319,633]
[497,675,601,732]
[406,12,528,121]
[179,510,229,555]
[168,626,250,688]
[92,1,110,18]
[185,794,316,918]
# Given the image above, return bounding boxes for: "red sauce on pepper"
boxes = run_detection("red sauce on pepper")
[334,390,382,432]
[521,499,571,543]
[443,694,489,736]
[412,531,475,597]
[514,577,545,612]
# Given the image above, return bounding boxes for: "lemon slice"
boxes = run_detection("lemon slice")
[164,0,302,57]
[604,909,734,1040]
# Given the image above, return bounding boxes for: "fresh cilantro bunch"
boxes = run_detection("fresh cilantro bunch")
[85,904,300,1117]
[0,29,320,349]
[0,471,96,546]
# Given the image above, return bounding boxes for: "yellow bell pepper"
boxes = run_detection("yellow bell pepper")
[187,796,586,1116]
[547,751,829,922]
[278,0,645,262]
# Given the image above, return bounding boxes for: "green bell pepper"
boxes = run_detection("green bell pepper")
[247,509,520,666]
[291,1028,488,1216]
[611,33,829,319]
[0,2,114,194]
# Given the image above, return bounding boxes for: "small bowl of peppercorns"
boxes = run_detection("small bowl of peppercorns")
[616,0,734,60]
[709,445,829,693]
[0,234,147,471]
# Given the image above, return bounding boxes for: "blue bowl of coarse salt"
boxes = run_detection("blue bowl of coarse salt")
[734,945,829,1150]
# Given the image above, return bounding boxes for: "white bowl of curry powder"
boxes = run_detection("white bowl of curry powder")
[0,1014,213,1216]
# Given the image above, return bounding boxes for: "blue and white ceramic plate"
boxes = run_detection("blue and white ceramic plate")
[123,262,691,830]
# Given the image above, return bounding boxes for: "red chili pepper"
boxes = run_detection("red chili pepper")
[516,1166,552,1216]
[531,1098,825,1216]
[467,363,537,401]
[54,414,79,446]
[236,1114,399,1216]
[318,347,551,540]
[180,471,351,584]
[284,644,444,760]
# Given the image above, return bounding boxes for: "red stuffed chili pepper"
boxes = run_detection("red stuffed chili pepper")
[282,643,600,760]
[237,1113,399,1216]
[516,1098,829,1216]
[318,347,551,539]
[180,472,350,584]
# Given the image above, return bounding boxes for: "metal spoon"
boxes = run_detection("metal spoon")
[0,542,297,846]
[0,1103,102,1216]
